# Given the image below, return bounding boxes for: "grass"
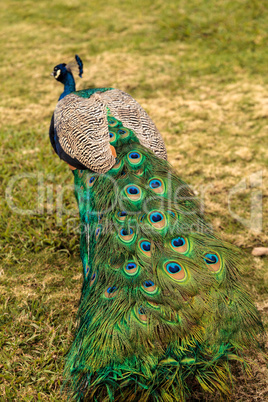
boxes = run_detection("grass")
[0,0,267,400]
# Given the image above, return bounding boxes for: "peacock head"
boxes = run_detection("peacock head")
[51,63,68,82]
[51,55,83,83]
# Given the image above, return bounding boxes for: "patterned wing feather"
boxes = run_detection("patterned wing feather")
[54,89,167,173]
[100,89,167,161]
[54,93,116,173]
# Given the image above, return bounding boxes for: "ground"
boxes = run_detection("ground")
[0,0,267,400]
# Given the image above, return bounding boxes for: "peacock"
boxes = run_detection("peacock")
[50,55,263,401]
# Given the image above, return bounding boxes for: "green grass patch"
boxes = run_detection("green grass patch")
[0,0,267,400]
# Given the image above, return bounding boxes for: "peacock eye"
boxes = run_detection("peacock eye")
[138,306,146,315]
[204,253,218,264]
[119,211,127,217]
[148,178,165,194]
[120,228,133,236]
[148,211,166,229]
[129,152,140,159]
[127,186,139,195]
[144,280,154,288]
[172,238,185,247]
[166,263,181,274]
[150,179,161,189]
[118,227,135,243]
[104,285,118,298]
[150,212,163,223]
[203,252,222,272]
[142,280,157,294]
[126,262,137,270]
[127,151,142,165]
[125,184,142,201]
[124,261,139,276]
[107,286,117,294]
[164,261,187,281]
[170,236,188,253]
[140,241,151,252]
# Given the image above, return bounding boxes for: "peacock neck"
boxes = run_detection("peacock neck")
[59,72,76,100]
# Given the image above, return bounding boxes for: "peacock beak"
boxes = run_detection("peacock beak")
[51,72,55,76]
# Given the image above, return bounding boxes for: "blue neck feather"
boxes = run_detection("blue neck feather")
[59,72,76,100]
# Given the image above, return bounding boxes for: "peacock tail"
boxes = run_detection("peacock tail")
[49,56,263,401]
[63,115,261,401]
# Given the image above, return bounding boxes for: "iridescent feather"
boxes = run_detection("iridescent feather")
[50,56,264,402]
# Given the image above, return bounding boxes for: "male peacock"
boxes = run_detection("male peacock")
[50,55,263,401]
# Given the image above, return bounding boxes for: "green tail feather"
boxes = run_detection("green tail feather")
[63,114,263,401]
